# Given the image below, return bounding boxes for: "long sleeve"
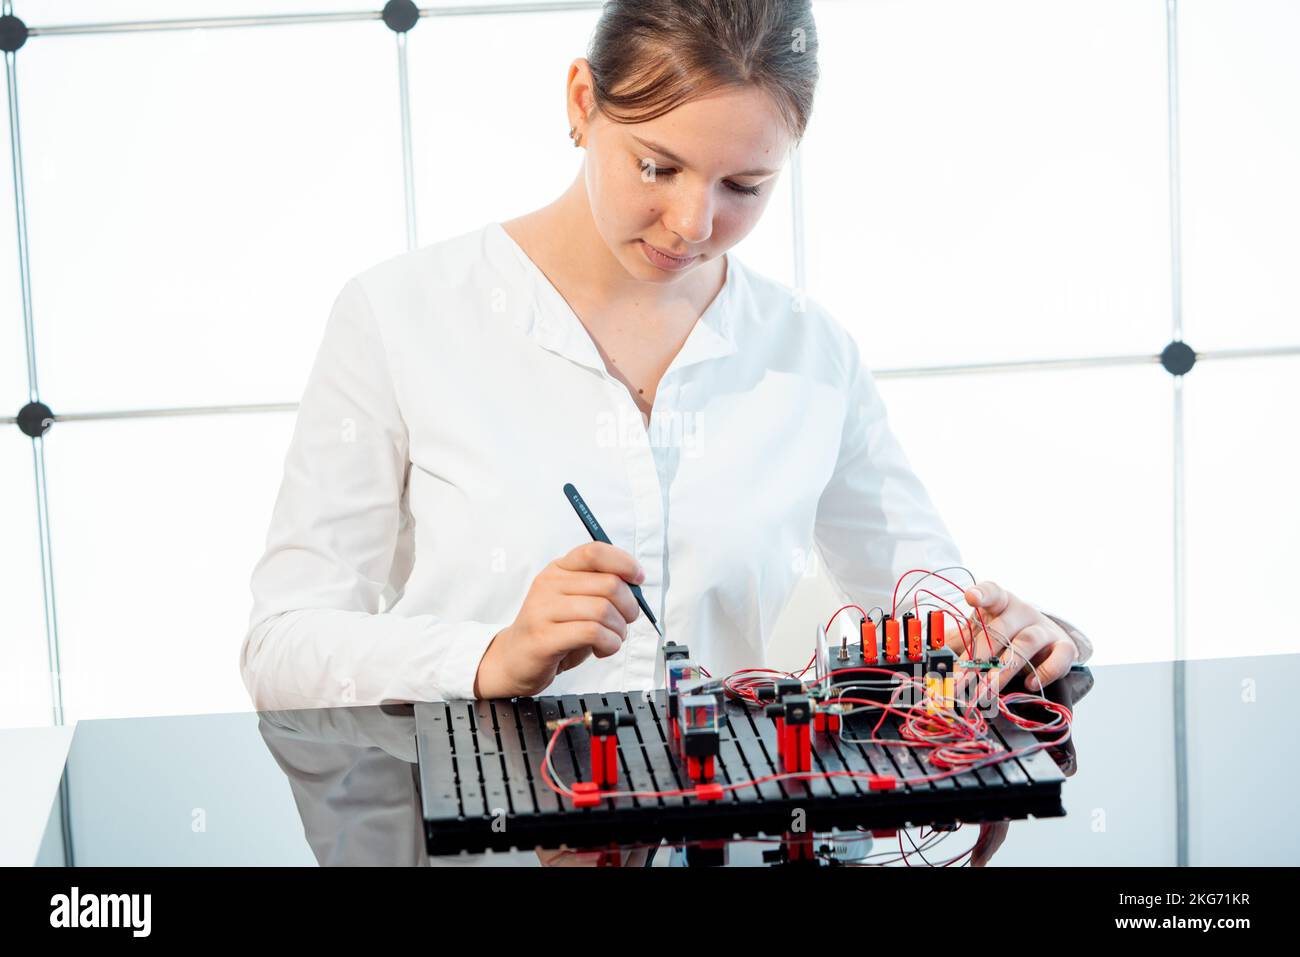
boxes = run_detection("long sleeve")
[241,277,510,711]
[812,336,967,618]
[811,335,1092,664]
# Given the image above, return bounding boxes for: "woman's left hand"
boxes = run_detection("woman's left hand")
[946,580,1079,692]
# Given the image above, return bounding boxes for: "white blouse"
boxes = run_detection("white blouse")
[242,221,1081,712]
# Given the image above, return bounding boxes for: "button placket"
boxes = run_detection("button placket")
[607,374,667,691]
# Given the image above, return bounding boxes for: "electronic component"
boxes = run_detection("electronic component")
[927,609,945,651]
[860,615,878,664]
[664,641,690,662]
[586,706,634,787]
[883,615,901,663]
[780,694,812,774]
[812,702,842,734]
[923,646,957,709]
[665,657,701,739]
[903,612,922,661]
[681,692,721,782]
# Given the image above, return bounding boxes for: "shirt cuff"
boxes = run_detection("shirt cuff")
[422,619,511,701]
[1038,609,1093,665]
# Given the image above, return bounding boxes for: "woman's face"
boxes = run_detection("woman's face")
[570,60,793,284]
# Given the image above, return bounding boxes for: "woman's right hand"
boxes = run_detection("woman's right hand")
[472,541,645,699]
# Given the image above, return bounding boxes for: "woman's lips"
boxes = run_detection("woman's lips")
[640,240,699,271]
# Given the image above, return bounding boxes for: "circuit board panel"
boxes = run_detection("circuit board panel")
[414,689,1066,856]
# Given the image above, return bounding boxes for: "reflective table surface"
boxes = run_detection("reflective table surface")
[10,654,1298,867]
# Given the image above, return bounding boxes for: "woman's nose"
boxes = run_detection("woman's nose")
[668,187,714,245]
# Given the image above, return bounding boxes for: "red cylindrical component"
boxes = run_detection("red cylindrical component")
[884,618,901,662]
[603,736,618,786]
[797,726,811,772]
[590,735,619,787]
[783,724,799,773]
[906,616,923,660]
[860,616,878,663]
[686,754,717,785]
[928,609,945,650]
[774,716,785,753]
[686,755,715,783]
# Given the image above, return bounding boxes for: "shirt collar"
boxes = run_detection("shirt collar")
[487,221,738,374]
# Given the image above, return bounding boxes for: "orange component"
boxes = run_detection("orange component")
[860,616,878,663]
[884,618,901,663]
[928,609,946,650]
[906,616,923,660]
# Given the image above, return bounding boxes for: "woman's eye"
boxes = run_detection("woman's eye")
[638,160,761,197]
[640,162,678,180]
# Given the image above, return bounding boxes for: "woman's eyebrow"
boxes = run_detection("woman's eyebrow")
[631,134,778,177]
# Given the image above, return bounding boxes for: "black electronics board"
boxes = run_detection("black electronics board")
[414,688,1066,856]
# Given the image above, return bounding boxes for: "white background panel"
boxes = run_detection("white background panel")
[1180,0,1300,351]
[19,20,407,412]
[41,413,296,722]
[872,364,1174,667]
[1184,358,1300,660]
[801,0,1171,368]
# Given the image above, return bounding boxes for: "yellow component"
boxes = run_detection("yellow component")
[942,675,956,708]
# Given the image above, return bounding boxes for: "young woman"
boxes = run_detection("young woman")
[241,0,1091,713]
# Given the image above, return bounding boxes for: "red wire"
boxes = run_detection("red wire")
[537,569,1072,814]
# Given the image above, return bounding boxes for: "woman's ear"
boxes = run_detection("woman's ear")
[566,58,597,129]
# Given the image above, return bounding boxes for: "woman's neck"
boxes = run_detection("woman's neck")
[504,176,726,326]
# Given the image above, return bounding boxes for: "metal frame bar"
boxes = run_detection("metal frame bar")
[3,0,74,866]
[5,344,1298,428]
[1165,0,1191,870]
[396,30,419,251]
[26,2,605,39]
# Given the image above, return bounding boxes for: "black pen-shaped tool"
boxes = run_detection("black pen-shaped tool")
[563,482,663,638]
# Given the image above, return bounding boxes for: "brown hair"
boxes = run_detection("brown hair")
[586,0,820,142]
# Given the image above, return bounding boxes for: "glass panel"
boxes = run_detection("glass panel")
[872,364,1173,667]
[42,412,297,722]
[1184,357,1299,661]
[20,21,406,411]
[407,8,605,243]
[0,435,52,728]
[800,0,1171,367]
[1180,0,1300,350]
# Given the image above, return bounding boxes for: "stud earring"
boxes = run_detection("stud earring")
[569,125,583,147]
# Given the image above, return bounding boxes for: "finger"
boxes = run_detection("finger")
[1022,638,1078,692]
[994,623,1056,691]
[549,595,630,640]
[969,601,1038,655]
[553,570,641,623]
[542,618,624,660]
[965,580,1011,617]
[967,610,1035,663]
[556,645,591,675]
[558,541,644,583]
